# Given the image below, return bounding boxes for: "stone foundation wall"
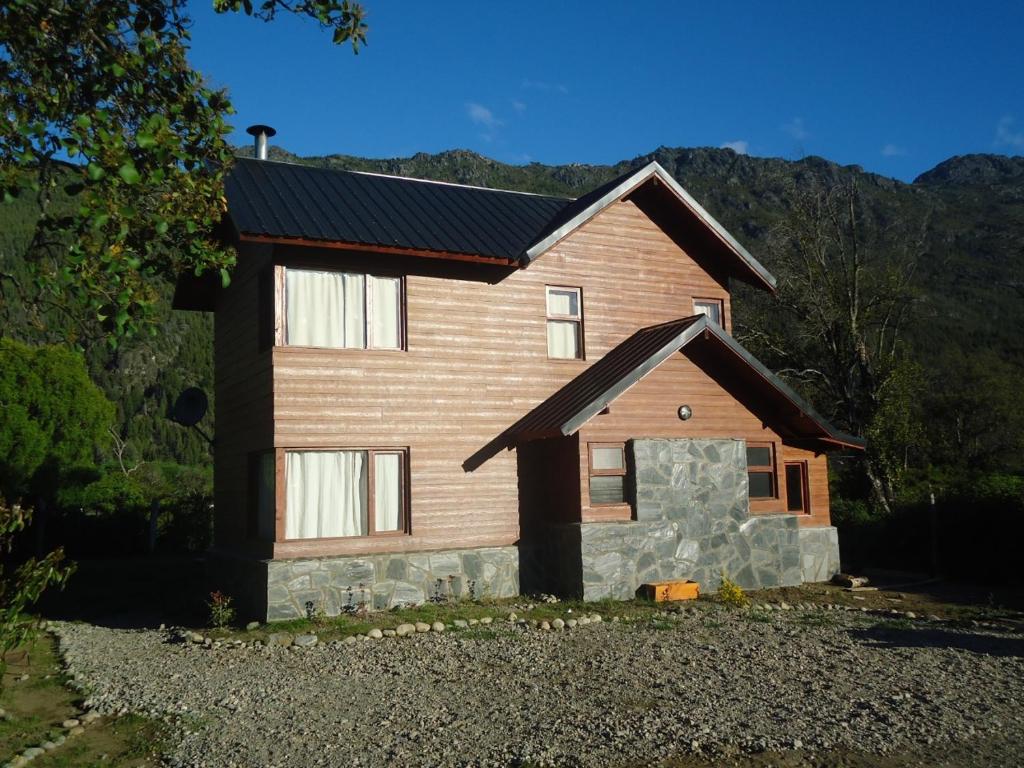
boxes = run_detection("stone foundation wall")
[265,546,519,621]
[567,438,804,601]
[798,526,841,583]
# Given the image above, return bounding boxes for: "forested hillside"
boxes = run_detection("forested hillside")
[2,145,1022,472]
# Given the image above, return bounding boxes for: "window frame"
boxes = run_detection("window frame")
[280,266,406,352]
[746,441,778,501]
[693,297,724,327]
[784,460,811,515]
[281,447,409,542]
[545,285,585,361]
[247,449,277,541]
[588,442,629,507]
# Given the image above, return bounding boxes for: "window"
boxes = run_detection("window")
[284,268,402,350]
[785,462,810,514]
[746,442,776,499]
[589,443,627,505]
[249,451,276,540]
[546,286,583,359]
[284,449,406,539]
[694,298,723,326]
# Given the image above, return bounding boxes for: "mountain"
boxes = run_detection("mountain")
[2,146,1022,465]
[260,145,1024,361]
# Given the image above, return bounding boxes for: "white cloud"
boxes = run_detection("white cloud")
[720,140,749,155]
[881,143,907,157]
[781,117,809,140]
[521,79,569,94]
[511,99,527,115]
[466,102,502,129]
[995,116,1024,149]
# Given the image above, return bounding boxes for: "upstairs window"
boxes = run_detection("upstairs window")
[589,443,628,505]
[285,268,402,350]
[546,286,583,359]
[285,449,406,540]
[747,442,777,499]
[694,298,723,326]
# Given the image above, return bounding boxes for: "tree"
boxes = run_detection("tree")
[0,338,114,502]
[0,499,75,693]
[0,0,366,344]
[739,179,927,513]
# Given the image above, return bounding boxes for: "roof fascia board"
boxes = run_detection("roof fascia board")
[236,233,517,266]
[522,163,661,264]
[559,317,708,436]
[699,321,865,449]
[555,315,865,450]
[651,167,777,291]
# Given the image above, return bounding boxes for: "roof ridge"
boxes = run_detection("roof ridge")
[235,156,574,202]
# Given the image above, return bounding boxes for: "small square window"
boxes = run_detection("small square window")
[747,442,777,500]
[694,298,723,326]
[589,442,629,506]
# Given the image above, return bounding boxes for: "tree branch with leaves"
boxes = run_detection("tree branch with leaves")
[1,0,366,345]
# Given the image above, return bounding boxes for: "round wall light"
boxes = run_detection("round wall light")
[677,404,693,421]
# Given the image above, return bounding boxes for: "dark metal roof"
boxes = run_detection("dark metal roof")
[502,315,864,450]
[226,157,570,261]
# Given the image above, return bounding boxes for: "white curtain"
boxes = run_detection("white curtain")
[257,452,276,540]
[285,451,367,539]
[286,269,365,348]
[374,453,401,531]
[547,320,579,359]
[368,275,401,349]
[591,446,624,471]
[547,289,578,316]
[695,301,722,325]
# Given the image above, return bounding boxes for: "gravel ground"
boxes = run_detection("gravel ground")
[51,607,1024,767]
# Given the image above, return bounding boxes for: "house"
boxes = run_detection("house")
[174,134,864,621]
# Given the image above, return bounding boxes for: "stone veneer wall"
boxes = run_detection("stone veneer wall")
[265,546,519,621]
[570,438,804,600]
[797,526,841,583]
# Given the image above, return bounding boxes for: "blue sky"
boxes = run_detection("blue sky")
[186,1,1024,182]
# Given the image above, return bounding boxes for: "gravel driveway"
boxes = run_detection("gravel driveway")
[52,608,1024,767]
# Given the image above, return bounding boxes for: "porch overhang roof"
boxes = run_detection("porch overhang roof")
[506,315,865,451]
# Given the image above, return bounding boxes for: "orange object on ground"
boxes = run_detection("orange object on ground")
[638,580,700,602]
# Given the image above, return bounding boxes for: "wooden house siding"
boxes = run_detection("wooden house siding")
[213,243,274,552]
[213,198,830,560]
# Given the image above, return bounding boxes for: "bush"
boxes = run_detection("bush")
[207,590,235,629]
[717,573,749,608]
[834,469,1024,582]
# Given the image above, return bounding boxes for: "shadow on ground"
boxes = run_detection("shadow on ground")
[37,557,207,629]
[849,623,1024,658]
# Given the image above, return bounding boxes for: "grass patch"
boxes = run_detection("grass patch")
[2,635,163,767]
[871,617,914,632]
[795,612,839,628]
[212,596,674,643]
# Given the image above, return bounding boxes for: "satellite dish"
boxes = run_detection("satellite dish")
[170,387,209,427]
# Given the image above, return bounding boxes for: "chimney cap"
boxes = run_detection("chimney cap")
[246,124,277,138]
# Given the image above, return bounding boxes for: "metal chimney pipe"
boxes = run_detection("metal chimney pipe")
[245,124,277,160]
